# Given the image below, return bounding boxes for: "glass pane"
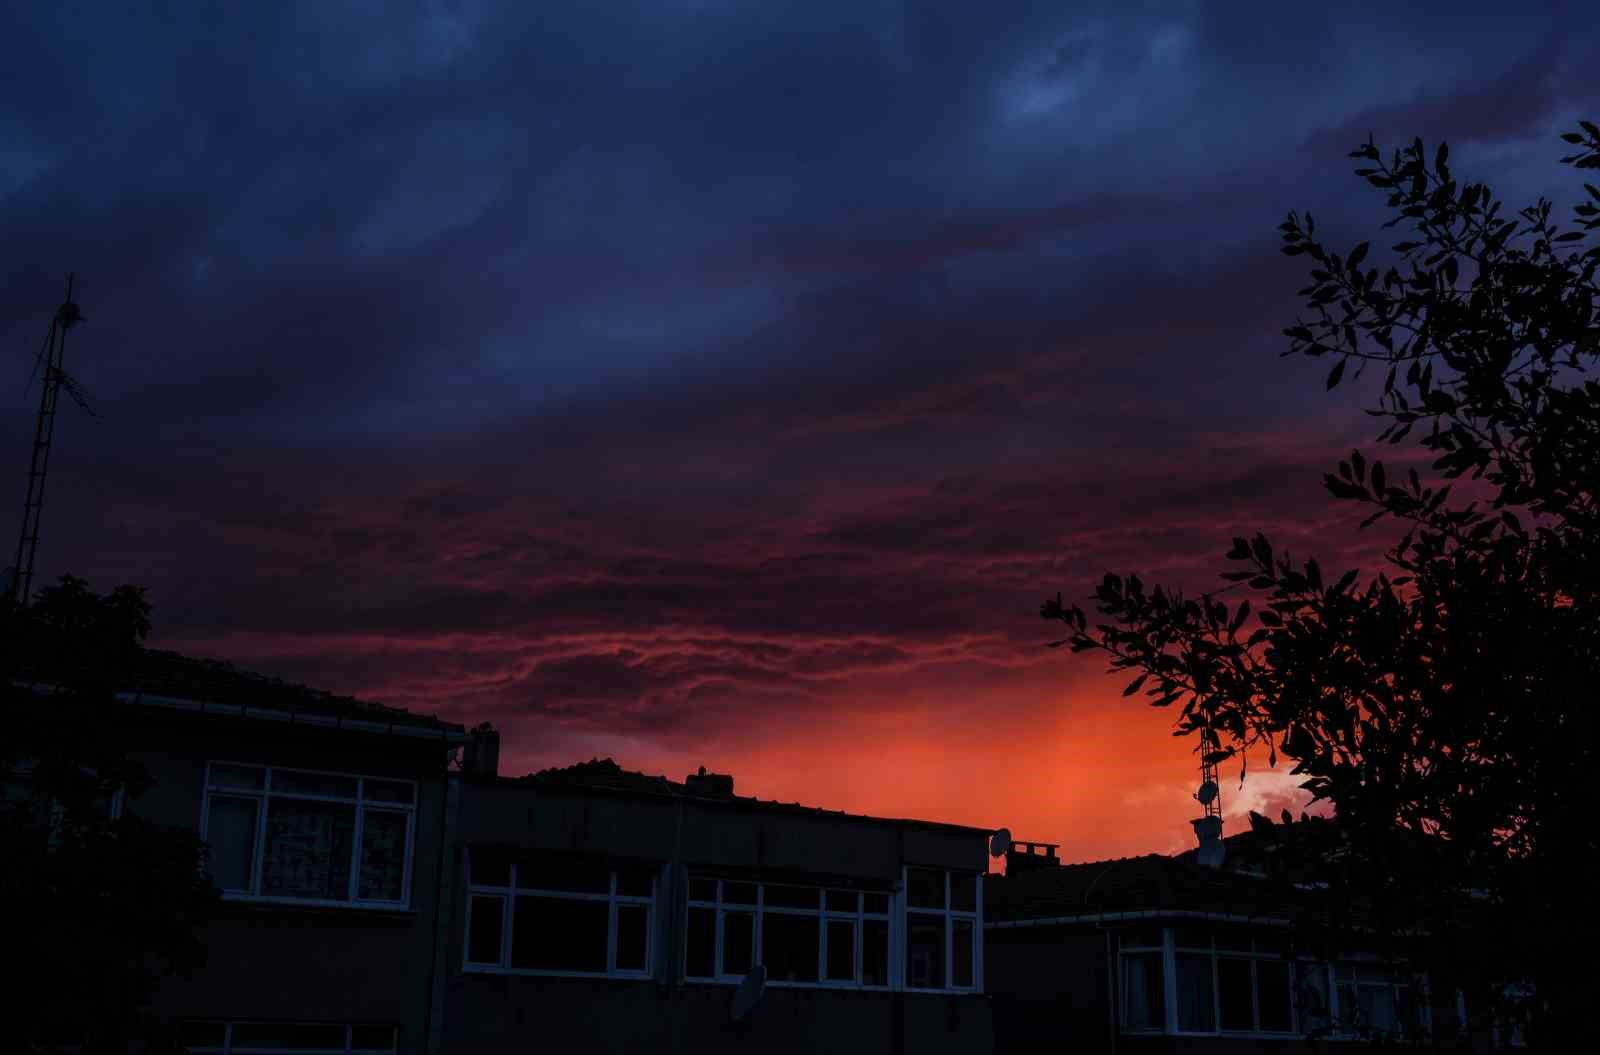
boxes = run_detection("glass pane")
[686,907,716,977]
[723,881,757,905]
[825,889,858,913]
[1259,960,1293,1032]
[271,770,359,798]
[953,918,975,988]
[467,895,505,964]
[1298,962,1332,1035]
[209,763,265,790]
[230,1023,347,1049]
[358,809,408,900]
[862,892,889,915]
[519,853,609,894]
[616,863,655,898]
[206,794,259,892]
[862,919,890,986]
[1174,925,1213,950]
[1124,952,1166,1030]
[364,779,414,804]
[825,919,855,982]
[1218,957,1254,1031]
[511,895,608,972]
[907,914,946,989]
[1176,951,1216,1031]
[763,884,818,909]
[950,872,977,912]
[762,911,819,982]
[1360,984,1397,1033]
[907,867,944,909]
[1121,926,1164,949]
[261,798,355,900]
[350,1025,397,1051]
[616,904,649,971]
[722,910,754,975]
[1214,926,1253,953]
[688,878,717,902]
[469,847,513,887]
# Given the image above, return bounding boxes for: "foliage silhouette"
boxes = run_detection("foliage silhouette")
[2,576,219,1055]
[1044,122,1600,1049]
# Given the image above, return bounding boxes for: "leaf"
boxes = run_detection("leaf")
[1326,358,1346,389]
[1347,241,1370,270]
[1122,674,1149,698]
[1371,462,1386,495]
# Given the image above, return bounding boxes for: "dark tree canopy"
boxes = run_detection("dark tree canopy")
[1045,123,1600,1049]
[2,577,219,1055]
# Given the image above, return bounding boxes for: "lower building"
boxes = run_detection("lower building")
[440,756,995,1055]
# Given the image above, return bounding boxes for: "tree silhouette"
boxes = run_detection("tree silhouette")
[1044,122,1600,1049]
[2,577,219,1055]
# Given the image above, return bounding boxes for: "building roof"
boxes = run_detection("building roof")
[515,757,994,837]
[117,648,463,734]
[987,850,1306,924]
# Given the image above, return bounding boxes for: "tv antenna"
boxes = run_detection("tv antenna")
[1192,723,1225,868]
[7,274,94,607]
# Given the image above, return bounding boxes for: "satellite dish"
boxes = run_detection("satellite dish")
[730,964,767,1022]
[1197,780,1219,806]
[989,827,1012,858]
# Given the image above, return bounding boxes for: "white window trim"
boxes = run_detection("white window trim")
[463,854,656,979]
[902,867,982,995]
[1170,929,1301,1037]
[683,877,895,990]
[199,761,417,910]
[185,1022,396,1055]
[1331,959,1431,1040]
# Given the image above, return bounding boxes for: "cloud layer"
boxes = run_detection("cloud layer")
[3,0,1596,861]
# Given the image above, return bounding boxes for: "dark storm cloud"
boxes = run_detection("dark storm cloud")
[3,1,1597,799]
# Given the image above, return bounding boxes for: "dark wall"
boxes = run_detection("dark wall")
[120,711,456,1055]
[444,973,991,1055]
[987,926,1112,1054]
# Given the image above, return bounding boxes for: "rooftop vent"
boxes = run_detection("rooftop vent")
[685,766,734,797]
[464,723,500,778]
[1005,840,1061,875]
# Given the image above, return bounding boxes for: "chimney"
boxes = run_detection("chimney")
[1192,815,1225,868]
[684,765,734,797]
[1005,840,1061,875]
[464,723,500,778]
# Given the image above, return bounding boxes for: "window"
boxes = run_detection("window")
[1119,930,1166,1032]
[1120,926,1301,1036]
[183,1022,395,1054]
[684,877,892,989]
[201,763,416,907]
[904,867,981,993]
[464,849,655,977]
[1335,962,1426,1039]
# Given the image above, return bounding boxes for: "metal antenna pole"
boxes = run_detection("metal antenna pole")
[10,275,83,607]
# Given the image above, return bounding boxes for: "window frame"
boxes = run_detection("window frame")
[1331,959,1429,1041]
[1118,926,1302,1038]
[902,866,982,995]
[462,850,657,980]
[683,876,895,991]
[199,761,418,910]
[183,1021,396,1055]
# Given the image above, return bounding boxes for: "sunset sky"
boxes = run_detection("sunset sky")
[4,1,1597,862]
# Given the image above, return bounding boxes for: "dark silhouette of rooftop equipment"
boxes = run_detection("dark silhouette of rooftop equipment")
[6,275,94,607]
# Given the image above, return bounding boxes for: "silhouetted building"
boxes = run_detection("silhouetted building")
[22,649,470,1055]
[17,651,996,1053]
[984,826,1505,1054]
[444,756,995,1054]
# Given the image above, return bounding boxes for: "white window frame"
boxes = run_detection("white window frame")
[902,866,982,994]
[1170,927,1300,1038]
[683,877,895,990]
[184,1021,396,1054]
[1332,959,1430,1040]
[462,851,656,979]
[1117,929,1167,1033]
[199,761,417,910]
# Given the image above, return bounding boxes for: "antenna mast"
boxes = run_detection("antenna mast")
[1192,721,1225,867]
[8,274,90,607]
